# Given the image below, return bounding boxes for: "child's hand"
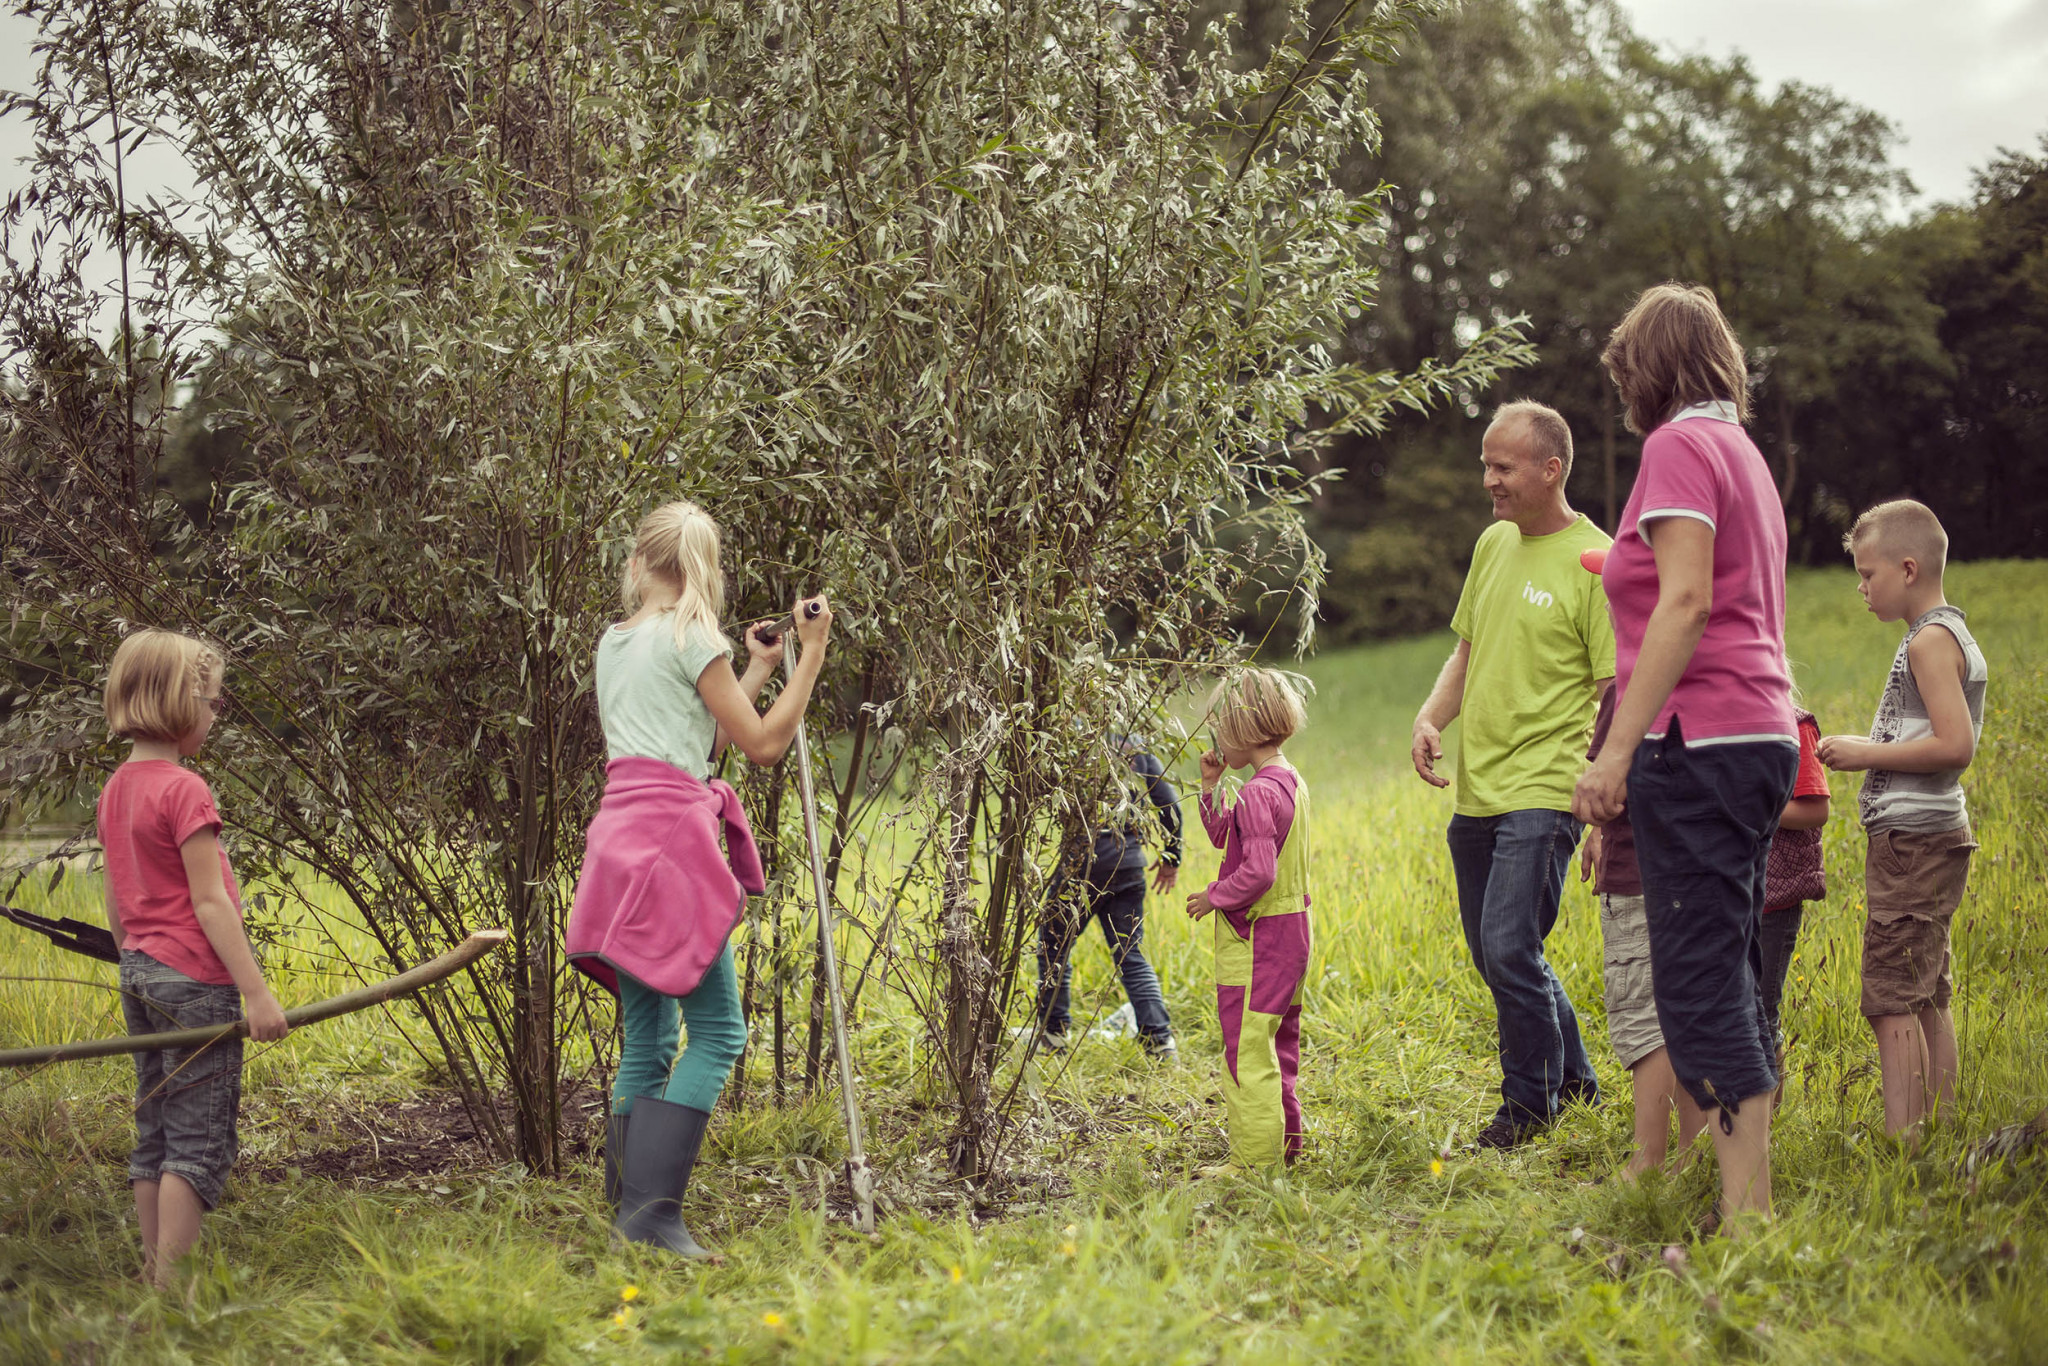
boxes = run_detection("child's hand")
[1817,735,1873,772]
[744,621,786,669]
[246,991,290,1043]
[795,595,833,650]
[1185,887,1214,920]
[1199,750,1225,791]
[1578,825,1602,885]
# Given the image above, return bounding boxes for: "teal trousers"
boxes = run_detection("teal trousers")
[612,944,746,1115]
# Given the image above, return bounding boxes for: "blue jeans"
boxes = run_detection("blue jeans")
[1447,810,1598,1126]
[612,944,747,1115]
[1035,876,1172,1044]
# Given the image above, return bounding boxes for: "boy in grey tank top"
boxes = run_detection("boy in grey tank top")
[1819,500,1988,1143]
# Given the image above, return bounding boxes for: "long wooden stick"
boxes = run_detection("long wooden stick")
[0,929,509,1069]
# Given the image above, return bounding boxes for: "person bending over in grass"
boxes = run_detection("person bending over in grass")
[1819,499,1987,1144]
[1186,669,1313,1174]
[1032,734,1184,1061]
[1580,683,1706,1180]
[98,629,290,1289]
[1412,399,1613,1151]
[565,499,831,1261]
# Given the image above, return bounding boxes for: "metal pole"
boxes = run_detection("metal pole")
[784,642,876,1233]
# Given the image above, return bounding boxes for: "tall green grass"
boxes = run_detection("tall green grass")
[2,562,2044,1364]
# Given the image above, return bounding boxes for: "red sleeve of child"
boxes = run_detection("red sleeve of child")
[1793,714,1828,799]
[164,770,226,848]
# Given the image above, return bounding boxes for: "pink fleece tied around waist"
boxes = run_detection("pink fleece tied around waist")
[566,757,766,999]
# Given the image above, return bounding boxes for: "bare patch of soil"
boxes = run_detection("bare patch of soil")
[243,1081,608,1187]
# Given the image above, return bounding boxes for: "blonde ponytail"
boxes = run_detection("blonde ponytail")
[622,500,730,654]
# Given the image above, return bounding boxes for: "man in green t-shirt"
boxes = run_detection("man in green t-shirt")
[1411,401,1615,1149]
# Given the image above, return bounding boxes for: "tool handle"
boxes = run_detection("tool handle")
[745,597,826,644]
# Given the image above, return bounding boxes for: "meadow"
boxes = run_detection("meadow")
[2,561,2044,1364]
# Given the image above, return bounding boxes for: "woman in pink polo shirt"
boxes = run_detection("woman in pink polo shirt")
[1573,284,1798,1235]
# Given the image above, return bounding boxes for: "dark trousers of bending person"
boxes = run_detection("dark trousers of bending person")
[1034,743,1181,1055]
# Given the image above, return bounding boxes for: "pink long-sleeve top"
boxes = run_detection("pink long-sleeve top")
[1199,765,1306,923]
[566,757,766,999]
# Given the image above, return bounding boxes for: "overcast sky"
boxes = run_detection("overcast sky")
[1619,0,2048,206]
[1,1,2043,231]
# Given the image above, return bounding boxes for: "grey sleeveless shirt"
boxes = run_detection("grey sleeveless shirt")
[1859,604,1988,833]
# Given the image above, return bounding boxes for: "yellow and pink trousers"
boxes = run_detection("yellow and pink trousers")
[1200,766,1314,1167]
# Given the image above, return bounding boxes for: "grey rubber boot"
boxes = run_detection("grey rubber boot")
[611,1096,716,1260]
[603,1112,628,1213]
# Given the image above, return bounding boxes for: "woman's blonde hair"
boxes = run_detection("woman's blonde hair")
[105,629,223,742]
[622,500,729,653]
[1600,282,1750,436]
[1207,668,1307,752]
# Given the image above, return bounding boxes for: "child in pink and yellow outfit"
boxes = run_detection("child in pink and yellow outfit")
[1187,669,1313,1172]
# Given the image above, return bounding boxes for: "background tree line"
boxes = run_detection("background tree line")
[1233,0,2048,640]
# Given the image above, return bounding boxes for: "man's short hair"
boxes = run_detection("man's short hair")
[1845,499,1949,575]
[1490,400,1573,482]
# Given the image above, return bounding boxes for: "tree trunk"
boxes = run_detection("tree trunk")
[938,764,991,1180]
[1602,402,1617,534]
[1777,385,1800,508]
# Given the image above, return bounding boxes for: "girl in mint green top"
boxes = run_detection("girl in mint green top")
[575,498,833,1262]
[595,617,726,779]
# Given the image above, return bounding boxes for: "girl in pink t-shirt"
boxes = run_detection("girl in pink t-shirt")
[98,630,288,1288]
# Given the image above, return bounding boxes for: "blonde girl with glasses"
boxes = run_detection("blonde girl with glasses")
[98,628,289,1288]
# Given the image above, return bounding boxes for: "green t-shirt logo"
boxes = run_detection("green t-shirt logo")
[1448,516,1618,817]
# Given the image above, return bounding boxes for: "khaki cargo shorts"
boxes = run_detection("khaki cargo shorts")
[1600,893,1665,1070]
[1861,824,1976,1018]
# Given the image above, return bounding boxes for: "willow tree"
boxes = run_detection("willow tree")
[0,0,1525,1177]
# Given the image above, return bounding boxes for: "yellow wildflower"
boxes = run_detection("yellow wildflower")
[1430,1160,1444,1176]
[620,1285,640,1302]
[611,1311,628,1327]
[949,1265,964,1283]
[763,1312,784,1329]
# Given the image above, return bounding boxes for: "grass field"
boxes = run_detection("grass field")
[2,562,2045,1364]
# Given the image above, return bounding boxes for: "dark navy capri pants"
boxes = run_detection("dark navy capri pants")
[120,950,244,1209]
[1628,717,1798,1120]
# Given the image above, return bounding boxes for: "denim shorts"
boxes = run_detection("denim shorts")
[119,950,243,1209]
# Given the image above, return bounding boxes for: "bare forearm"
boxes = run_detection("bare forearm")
[750,650,825,758]
[1416,649,1467,732]
[715,658,781,758]
[192,899,274,1003]
[1778,795,1830,830]
[1857,735,1975,774]
[738,657,777,705]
